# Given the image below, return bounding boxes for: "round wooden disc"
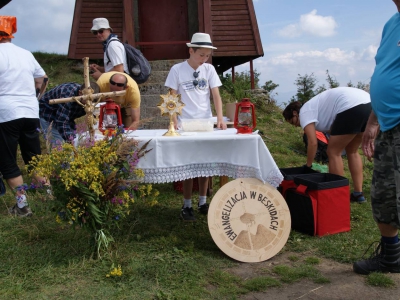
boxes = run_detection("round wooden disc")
[208,178,291,263]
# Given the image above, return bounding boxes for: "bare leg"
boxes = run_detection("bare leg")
[6,175,24,192]
[182,178,193,200]
[327,133,363,191]
[345,133,364,192]
[378,223,398,237]
[198,177,209,197]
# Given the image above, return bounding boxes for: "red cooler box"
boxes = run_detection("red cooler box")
[279,166,319,198]
[285,173,350,236]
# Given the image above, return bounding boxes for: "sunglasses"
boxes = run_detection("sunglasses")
[109,79,125,87]
[193,71,200,87]
[92,29,105,35]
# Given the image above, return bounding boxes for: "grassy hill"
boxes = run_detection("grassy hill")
[0,53,385,299]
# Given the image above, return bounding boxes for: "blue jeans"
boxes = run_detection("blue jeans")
[39,118,64,145]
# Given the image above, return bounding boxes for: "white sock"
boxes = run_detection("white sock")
[199,196,206,206]
[16,194,28,208]
[183,199,192,208]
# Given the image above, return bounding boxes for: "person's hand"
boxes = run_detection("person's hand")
[90,70,102,80]
[89,64,100,71]
[216,119,227,130]
[362,123,379,161]
[126,122,138,131]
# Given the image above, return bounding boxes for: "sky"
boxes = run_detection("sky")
[1,0,397,105]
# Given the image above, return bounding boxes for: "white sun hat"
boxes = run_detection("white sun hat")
[91,18,112,32]
[186,32,217,49]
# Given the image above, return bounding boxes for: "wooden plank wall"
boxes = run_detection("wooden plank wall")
[210,0,262,57]
[68,0,124,59]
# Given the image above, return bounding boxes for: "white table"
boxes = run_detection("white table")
[123,128,283,188]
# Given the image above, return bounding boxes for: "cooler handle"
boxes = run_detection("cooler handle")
[296,184,308,195]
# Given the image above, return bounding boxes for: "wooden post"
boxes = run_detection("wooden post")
[49,91,126,105]
[250,60,255,90]
[82,57,93,96]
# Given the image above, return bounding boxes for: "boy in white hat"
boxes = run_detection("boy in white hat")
[165,32,227,222]
[89,18,128,80]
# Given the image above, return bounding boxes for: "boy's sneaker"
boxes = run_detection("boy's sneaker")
[180,206,196,222]
[9,205,33,217]
[350,193,366,204]
[197,203,209,215]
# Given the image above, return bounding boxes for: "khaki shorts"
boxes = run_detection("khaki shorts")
[371,123,400,228]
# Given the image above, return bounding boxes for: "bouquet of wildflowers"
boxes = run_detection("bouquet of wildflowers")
[29,126,158,257]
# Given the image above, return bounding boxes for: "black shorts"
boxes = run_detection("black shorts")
[330,103,371,135]
[0,118,42,179]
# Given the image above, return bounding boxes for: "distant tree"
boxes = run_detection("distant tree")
[315,70,339,95]
[325,70,340,89]
[347,80,368,91]
[262,80,279,94]
[315,84,327,95]
[291,73,317,104]
[219,70,260,101]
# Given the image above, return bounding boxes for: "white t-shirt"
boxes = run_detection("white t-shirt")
[0,43,46,123]
[165,60,222,119]
[104,38,128,73]
[299,87,371,132]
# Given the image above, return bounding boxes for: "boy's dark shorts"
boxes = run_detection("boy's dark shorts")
[330,103,371,135]
[371,123,400,228]
[0,118,41,179]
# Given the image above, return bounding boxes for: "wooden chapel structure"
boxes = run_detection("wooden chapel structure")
[67,0,263,79]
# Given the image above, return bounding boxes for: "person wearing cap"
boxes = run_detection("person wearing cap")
[0,16,48,217]
[165,32,227,222]
[96,71,141,130]
[89,18,128,80]
[39,81,100,144]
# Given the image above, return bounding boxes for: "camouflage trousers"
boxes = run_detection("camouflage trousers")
[371,123,400,228]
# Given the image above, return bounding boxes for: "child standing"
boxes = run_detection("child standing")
[165,32,227,221]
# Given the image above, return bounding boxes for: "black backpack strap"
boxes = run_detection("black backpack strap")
[105,38,122,65]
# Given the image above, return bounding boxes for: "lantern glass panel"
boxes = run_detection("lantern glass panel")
[103,113,118,129]
[238,110,252,126]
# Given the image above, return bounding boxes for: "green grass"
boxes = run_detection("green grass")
[366,272,396,288]
[0,53,394,298]
[272,263,330,284]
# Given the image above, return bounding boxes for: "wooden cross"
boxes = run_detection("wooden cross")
[49,57,127,141]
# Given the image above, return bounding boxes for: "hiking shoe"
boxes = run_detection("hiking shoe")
[197,203,209,215]
[353,241,400,275]
[350,193,366,204]
[9,205,33,217]
[180,206,196,222]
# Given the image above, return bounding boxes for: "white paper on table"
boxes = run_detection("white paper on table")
[211,116,230,122]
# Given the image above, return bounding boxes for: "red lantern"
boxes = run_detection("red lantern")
[98,98,123,136]
[234,98,256,134]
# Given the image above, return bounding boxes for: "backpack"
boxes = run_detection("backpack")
[106,38,151,84]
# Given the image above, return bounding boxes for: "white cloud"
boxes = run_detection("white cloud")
[278,10,338,38]
[277,24,301,38]
[1,0,75,54]
[268,48,360,66]
[232,44,377,104]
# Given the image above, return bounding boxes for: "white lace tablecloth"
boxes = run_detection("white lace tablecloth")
[124,128,283,188]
